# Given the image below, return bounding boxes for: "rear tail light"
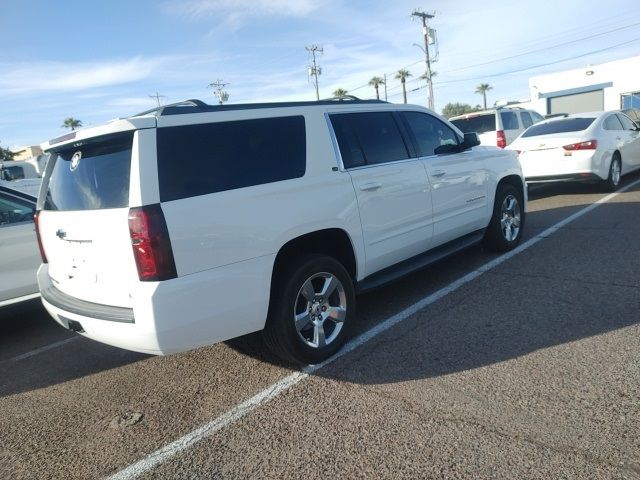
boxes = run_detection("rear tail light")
[497,130,506,149]
[128,204,177,281]
[33,211,48,264]
[563,140,597,151]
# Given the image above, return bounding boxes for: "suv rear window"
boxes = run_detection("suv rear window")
[500,111,519,130]
[450,114,496,134]
[44,132,133,211]
[521,118,595,137]
[157,116,306,202]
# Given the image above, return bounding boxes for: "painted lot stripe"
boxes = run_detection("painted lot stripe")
[0,337,79,365]
[108,178,640,480]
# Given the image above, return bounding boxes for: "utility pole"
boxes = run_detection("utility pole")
[411,10,436,110]
[383,73,388,101]
[149,92,166,107]
[207,79,229,105]
[306,45,323,101]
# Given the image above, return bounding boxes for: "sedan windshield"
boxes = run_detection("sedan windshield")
[522,118,595,137]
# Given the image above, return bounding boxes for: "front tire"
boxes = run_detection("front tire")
[604,154,622,192]
[263,255,355,365]
[483,184,524,252]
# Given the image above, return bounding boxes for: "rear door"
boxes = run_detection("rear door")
[616,114,640,172]
[499,110,521,145]
[330,111,433,276]
[38,132,139,308]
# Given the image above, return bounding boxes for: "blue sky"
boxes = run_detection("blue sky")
[1,0,639,148]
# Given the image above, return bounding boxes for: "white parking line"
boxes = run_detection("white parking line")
[107,178,640,480]
[0,336,79,365]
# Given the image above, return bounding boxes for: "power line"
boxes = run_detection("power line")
[148,92,166,107]
[207,80,229,104]
[441,20,640,75]
[434,36,640,86]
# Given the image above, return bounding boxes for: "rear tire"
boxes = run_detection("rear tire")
[263,254,355,365]
[483,184,524,252]
[604,154,622,192]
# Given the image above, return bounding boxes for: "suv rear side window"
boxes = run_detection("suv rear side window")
[500,111,519,130]
[157,116,306,202]
[330,112,410,167]
[450,114,496,134]
[44,132,133,211]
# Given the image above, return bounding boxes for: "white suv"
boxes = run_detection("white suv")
[35,99,526,364]
[450,107,544,148]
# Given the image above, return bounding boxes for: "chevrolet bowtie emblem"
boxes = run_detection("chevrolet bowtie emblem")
[56,229,67,239]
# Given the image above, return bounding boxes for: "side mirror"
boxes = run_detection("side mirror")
[462,132,481,149]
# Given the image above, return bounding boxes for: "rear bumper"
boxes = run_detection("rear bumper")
[38,255,275,355]
[520,150,609,182]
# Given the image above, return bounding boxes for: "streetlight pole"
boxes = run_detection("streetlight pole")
[411,10,435,110]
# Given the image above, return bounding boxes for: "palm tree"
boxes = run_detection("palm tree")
[368,76,385,100]
[332,88,349,99]
[61,118,82,131]
[395,69,412,104]
[475,83,493,110]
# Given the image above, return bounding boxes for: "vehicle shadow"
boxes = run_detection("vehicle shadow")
[230,192,640,386]
[0,301,148,398]
[527,168,640,201]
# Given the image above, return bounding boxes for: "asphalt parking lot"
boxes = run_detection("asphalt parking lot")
[1,174,639,480]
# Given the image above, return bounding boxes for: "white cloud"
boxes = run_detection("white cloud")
[0,57,166,95]
[165,0,319,21]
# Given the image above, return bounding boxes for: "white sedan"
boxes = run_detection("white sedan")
[508,111,640,190]
[0,181,41,307]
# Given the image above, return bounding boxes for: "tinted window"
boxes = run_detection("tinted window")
[450,114,496,134]
[520,112,533,128]
[0,192,34,225]
[329,112,409,167]
[0,166,24,181]
[603,115,623,131]
[44,132,133,211]
[330,115,366,168]
[522,118,596,137]
[617,114,637,131]
[500,111,519,130]
[403,111,460,157]
[157,116,306,202]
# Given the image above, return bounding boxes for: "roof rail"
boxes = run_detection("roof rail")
[130,97,388,117]
[133,99,208,117]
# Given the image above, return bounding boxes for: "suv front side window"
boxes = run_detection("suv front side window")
[402,111,460,157]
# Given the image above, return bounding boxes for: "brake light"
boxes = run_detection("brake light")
[33,211,48,264]
[497,130,506,149]
[128,204,177,281]
[562,140,597,151]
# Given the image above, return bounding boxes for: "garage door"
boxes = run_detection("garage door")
[548,89,604,114]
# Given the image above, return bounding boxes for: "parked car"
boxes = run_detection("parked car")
[450,107,544,148]
[508,111,640,190]
[35,98,526,364]
[0,182,40,307]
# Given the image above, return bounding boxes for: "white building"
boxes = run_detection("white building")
[528,55,640,115]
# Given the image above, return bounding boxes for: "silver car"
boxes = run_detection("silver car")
[0,181,41,307]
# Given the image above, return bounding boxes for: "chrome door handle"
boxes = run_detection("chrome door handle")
[359,182,382,191]
[431,170,446,177]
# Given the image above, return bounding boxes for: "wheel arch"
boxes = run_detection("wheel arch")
[271,228,358,287]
